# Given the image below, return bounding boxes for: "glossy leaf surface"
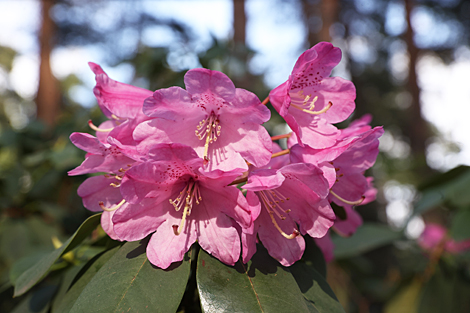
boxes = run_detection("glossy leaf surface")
[68,240,191,313]
[197,244,317,313]
[13,214,102,297]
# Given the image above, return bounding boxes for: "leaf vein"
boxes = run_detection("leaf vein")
[241,262,264,313]
[113,257,147,312]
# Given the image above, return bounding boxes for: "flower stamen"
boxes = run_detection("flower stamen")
[258,190,298,239]
[88,120,114,132]
[99,199,126,212]
[271,149,290,159]
[330,190,365,205]
[195,112,221,164]
[170,181,202,235]
[271,133,292,141]
[289,90,333,115]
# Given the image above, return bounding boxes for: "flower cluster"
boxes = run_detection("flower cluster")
[419,223,470,255]
[69,42,383,268]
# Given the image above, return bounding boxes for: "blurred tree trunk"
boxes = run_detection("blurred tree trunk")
[232,0,253,90]
[302,0,339,46]
[36,0,61,127]
[233,0,246,46]
[404,0,430,173]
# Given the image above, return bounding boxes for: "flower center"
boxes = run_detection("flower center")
[170,180,202,235]
[289,90,332,115]
[257,190,300,239]
[195,111,221,164]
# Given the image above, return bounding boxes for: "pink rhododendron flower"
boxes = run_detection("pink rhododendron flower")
[112,143,252,269]
[242,163,335,266]
[134,68,272,173]
[69,48,384,268]
[68,132,137,176]
[314,234,335,263]
[290,115,383,208]
[269,42,356,148]
[314,177,377,262]
[88,62,154,155]
[419,224,470,254]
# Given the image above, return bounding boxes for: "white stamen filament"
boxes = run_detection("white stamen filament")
[195,113,221,164]
[170,181,202,235]
[99,199,126,212]
[329,190,365,206]
[289,90,333,115]
[88,120,114,132]
[258,190,298,239]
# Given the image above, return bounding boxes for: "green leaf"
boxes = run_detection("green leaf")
[68,240,191,313]
[11,284,59,313]
[332,223,403,259]
[290,260,344,313]
[417,165,470,191]
[13,214,101,297]
[290,236,343,312]
[52,247,120,313]
[418,266,454,313]
[450,209,470,241]
[50,264,86,313]
[196,244,311,313]
[384,278,421,313]
[413,191,445,216]
[10,252,50,286]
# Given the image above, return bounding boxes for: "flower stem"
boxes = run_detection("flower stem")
[271,133,292,141]
[271,149,290,158]
[261,96,269,105]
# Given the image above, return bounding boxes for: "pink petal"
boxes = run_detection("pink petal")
[112,198,169,242]
[120,162,187,204]
[279,163,329,198]
[143,87,194,121]
[256,207,305,266]
[196,209,241,266]
[70,132,106,155]
[198,182,252,229]
[292,42,341,80]
[333,206,363,237]
[77,176,123,212]
[101,210,122,241]
[223,88,271,124]
[241,191,262,263]
[224,122,272,168]
[244,169,285,191]
[314,233,335,263]
[184,68,235,101]
[89,62,153,119]
[146,212,198,269]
